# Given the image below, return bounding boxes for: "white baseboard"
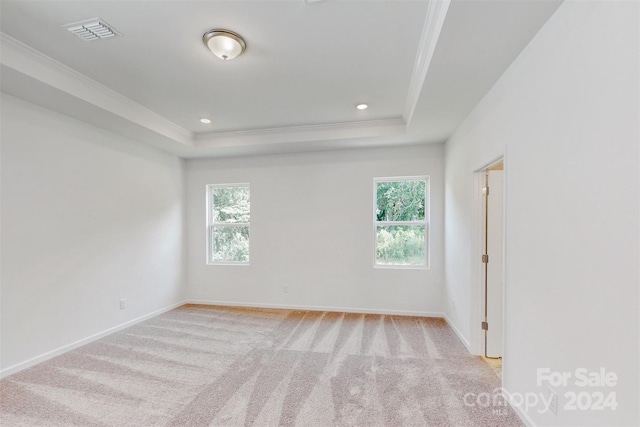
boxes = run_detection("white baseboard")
[1,300,474,384]
[0,300,187,379]
[186,299,444,318]
[440,317,532,427]
[442,313,471,352]
[503,390,537,427]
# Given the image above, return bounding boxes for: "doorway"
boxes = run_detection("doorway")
[482,161,504,365]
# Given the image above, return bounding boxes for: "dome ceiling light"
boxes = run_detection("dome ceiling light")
[203,29,246,61]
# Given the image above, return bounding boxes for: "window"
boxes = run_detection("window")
[374,177,428,267]
[207,184,250,265]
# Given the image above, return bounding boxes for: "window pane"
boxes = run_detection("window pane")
[376,180,425,222]
[376,225,425,265]
[213,186,250,223]
[212,226,249,262]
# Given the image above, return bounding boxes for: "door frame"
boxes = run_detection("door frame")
[470,152,508,364]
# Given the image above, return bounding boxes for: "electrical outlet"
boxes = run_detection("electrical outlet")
[120,299,126,310]
[548,387,558,415]
[283,286,289,294]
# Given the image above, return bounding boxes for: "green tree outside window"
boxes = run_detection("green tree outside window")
[375,178,428,266]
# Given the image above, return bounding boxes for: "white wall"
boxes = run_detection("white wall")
[444,1,639,426]
[0,95,186,374]
[186,144,444,315]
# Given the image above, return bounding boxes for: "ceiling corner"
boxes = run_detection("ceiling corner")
[402,0,451,125]
[0,31,193,148]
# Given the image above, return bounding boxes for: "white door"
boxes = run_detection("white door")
[486,169,504,358]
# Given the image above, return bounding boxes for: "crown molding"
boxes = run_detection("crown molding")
[193,118,406,149]
[0,8,442,158]
[1,30,407,155]
[403,0,451,125]
[0,32,193,147]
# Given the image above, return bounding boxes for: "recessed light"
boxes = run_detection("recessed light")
[356,103,368,110]
[200,118,212,124]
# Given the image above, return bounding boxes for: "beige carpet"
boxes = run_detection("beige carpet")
[0,305,522,426]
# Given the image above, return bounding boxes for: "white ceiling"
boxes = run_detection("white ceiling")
[0,0,562,158]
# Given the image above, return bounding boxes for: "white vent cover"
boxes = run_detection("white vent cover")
[63,18,120,41]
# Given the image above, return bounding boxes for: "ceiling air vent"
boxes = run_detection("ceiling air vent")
[63,18,120,41]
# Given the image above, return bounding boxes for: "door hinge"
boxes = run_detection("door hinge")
[482,321,488,330]
[482,254,489,263]
[482,186,489,196]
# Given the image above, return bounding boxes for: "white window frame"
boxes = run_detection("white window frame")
[206,183,250,266]
[373,176,429,269]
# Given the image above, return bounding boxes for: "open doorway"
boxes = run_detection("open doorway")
[482,160,504,375]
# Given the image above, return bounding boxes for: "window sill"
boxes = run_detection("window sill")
[207,262,250,267]
[373,264,430,270]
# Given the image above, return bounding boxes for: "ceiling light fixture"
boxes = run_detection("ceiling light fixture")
[203,29,246,61]
[200,118,212,124]
[356,103,368,110]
